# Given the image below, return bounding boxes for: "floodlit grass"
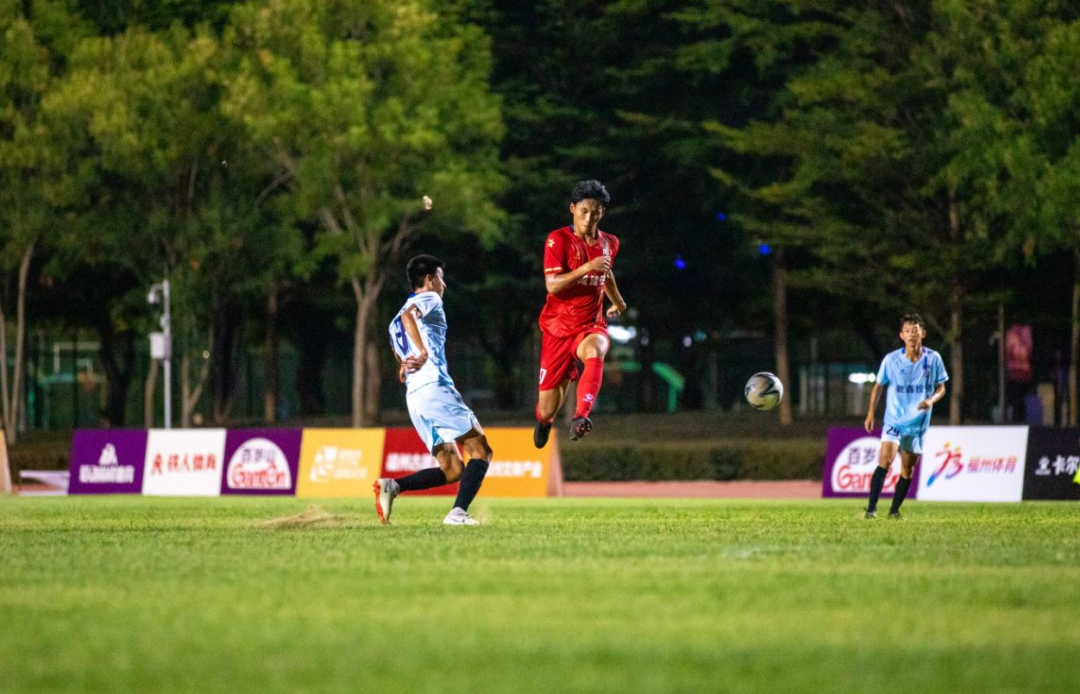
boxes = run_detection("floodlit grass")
[2,496,1079,694]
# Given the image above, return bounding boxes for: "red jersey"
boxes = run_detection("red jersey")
[538,226,620,338]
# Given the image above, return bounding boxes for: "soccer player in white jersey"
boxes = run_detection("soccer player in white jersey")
[863,313,948,519]
[374,255,492,526]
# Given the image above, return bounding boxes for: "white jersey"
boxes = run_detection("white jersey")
[389,291,455,395]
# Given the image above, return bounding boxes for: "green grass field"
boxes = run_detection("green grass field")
[2,496,1079,694]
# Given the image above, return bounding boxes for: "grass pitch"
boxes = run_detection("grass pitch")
[2,496,1079,694]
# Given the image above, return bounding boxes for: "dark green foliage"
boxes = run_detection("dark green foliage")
[561,439,822,481]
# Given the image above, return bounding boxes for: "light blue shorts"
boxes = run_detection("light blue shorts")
[406,383,480,453]
[882,427,924,455]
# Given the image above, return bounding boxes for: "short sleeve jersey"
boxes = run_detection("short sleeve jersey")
[876,347,949,436]
[538,226,620,338]
[388,291,454,394]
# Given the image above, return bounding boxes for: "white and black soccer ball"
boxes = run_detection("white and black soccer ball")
[744,372,784,411]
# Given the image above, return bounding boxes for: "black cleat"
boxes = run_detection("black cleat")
[864,508,877,520]
[888,511,902,520]
[569,416,593,442]
[533,419,553,449]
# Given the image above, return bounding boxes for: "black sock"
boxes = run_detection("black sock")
[453,458,489,512]
[396,467,447,493]
[867,466,888,512]
[890,477,912,514]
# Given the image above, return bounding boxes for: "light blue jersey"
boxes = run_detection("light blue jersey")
[876,346,948,436]
[389,291,454,395]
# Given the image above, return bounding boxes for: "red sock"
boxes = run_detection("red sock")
[535,403,554,425]
[574,358,604,419]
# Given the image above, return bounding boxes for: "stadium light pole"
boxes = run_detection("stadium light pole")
[148,279,172,429]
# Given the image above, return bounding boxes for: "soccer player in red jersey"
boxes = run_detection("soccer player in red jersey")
[533,180,628,447]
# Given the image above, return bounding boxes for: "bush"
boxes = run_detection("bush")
[6,434,71,482]
[561,438,822,482]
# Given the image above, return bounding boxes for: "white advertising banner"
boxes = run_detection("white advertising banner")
[142,429,227,497]
[917,426,1028,502]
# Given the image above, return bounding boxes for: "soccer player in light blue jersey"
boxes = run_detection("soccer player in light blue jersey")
[373,255,492,526]
[862,313,948,519]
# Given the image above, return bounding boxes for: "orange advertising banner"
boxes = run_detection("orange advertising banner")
[472,428,561,497]
[378,427,562,497]
[296,428,386,498]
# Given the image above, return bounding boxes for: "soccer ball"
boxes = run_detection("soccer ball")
[744,372,784,411]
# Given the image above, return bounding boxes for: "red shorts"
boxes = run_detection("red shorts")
[538,327,608,391]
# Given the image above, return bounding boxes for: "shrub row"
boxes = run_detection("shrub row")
[561,439,823,482]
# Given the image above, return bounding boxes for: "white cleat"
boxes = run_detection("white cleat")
[443,507,479,526]
[373,478,399,525]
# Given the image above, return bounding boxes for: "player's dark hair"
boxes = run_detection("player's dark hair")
[570,179,610,207]
[901,313,925,329]
[406,254,444,290]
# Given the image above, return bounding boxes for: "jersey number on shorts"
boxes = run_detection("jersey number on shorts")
[391,316,409,355]
[886,426,900,437]
[538,368,547,386]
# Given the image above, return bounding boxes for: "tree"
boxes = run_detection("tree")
[223,0,504,426]
[0,0,88,441]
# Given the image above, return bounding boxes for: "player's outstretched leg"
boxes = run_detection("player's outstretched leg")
[534,382,570,449]
[445,431,492,526]
[570,335,609,443]
[534,405,554,448]
[374,464,452,525]
[373,478,400,525]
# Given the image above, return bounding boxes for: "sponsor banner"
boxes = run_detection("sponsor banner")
[1023,427,1080,501]
[142,429,226,497]
[917,426,1028,502]
[68,429,147,495]
[296,429,385,498]
[381,428,458,495]
[476,428,554,498]
[379,427,556,497]
[221,429,302,496]
[821,428,918,499]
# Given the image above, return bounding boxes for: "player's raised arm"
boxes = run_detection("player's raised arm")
[864,382,885,433]
[604,269,626,317]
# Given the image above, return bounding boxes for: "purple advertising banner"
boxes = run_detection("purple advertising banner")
[68,429,148,495]
[221,429,302,496]
[822,427,920,499]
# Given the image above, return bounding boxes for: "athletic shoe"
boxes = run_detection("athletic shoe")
[888,511,902,520]
[569,416,593,442]
[443,507,479,526]
[373,478,399,525]
[864,508,877,520]
[534,419,553,448]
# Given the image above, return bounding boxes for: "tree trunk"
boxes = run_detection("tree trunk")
[351,281,373,428]
[211,304,241,425]
[1070,249,1079,426]
[97,326,135,427]
[263,289,279,424]
[144,357,159,428]
[364,340,381,424]
[948,290,964,425]
[773,248,793,426]
[0,294,9,440]
[1,242,35,445]
[182,336,211,428]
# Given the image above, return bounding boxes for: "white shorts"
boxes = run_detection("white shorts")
[882,427,924,455]
[406,383,480,453]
